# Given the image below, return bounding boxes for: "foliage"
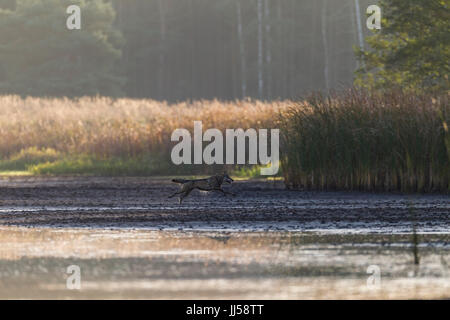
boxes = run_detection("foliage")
[0,0,124,97]
[355,0,450,92]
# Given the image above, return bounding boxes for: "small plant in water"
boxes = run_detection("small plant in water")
[408,202,420,266]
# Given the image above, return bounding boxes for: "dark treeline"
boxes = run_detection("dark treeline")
[113,0,375,101]
[0,0,376,100]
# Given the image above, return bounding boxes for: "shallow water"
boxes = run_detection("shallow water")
[0,226,448,299]
[0,177,448,299]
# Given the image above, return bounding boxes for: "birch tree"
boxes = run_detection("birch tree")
[321,0,329,91]
[236,0,247,98]
[354,0,364,50]
[264,0,272,98]
[257,0,264,99]
[157,0,166,99]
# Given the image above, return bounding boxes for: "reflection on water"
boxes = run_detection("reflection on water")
[0,226,448,299]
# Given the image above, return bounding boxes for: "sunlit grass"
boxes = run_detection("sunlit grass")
[0,147,61,171]
[0,91,448,192]
[0,171,31,176]
[0,96,288,158]
[0,96,288,176]
[232,164,283,180]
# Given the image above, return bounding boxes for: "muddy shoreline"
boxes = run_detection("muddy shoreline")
[0,177,448,233]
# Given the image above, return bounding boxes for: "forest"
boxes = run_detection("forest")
[0,0,377,100]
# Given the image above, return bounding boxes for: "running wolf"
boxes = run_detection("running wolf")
[169,173,235,203]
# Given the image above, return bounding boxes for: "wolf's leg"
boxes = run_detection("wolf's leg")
[179,188,193,204]
[168,191,184,198]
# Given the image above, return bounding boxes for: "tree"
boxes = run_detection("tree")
[355,0,450,92]
[257,0,264,98]
[236,0,247,98]
[354,0,365,51]
[321,0,329,91]
[157,0,167,99]
[0,0,124,97]
[264,0,272,98]
[0,0,366,99]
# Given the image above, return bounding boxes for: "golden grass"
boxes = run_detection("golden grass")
[1,91,448,192]
[0,96,290,159]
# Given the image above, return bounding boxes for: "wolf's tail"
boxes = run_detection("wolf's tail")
[172,179,187,184]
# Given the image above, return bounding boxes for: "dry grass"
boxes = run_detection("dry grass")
[0,96,289,174]
[0,96,289,158]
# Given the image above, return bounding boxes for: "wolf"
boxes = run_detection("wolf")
[168,173,235,203]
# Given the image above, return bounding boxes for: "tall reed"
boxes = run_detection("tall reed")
[280,89,449,193]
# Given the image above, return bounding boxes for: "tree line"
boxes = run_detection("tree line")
[115,0,373,101]
[1,0,446,100]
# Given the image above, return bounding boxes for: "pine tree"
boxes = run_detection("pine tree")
[355,0,450,92]
[0,0,124,97]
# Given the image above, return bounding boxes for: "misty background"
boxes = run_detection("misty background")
[0,0,377,101]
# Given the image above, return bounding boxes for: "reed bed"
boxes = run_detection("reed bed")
[1,91,448,193]
[280,90,450,193]
[0,96,288,174]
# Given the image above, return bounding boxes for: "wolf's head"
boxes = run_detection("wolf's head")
[222,172,233,184]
